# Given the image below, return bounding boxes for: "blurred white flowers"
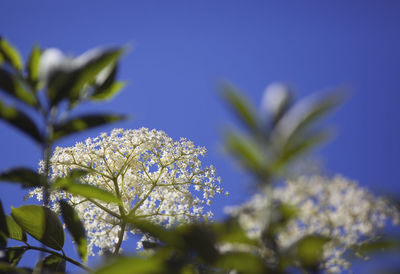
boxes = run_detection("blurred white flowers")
[29,128,223,255]
[226,175,400,273]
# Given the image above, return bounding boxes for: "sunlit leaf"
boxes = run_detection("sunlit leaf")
[0,101,43,143]
[59,200,87,261]
[53,178,121,205]
[5,247,26,267]
[0,68,37,107]
[0,167,44,188]
[26,44,41,90]
[354,239,400,257]
[0,38,23,72]
[221,84,259,132]
[4,215,27,242]
[94,256,164,274]
[11,205,64,250]
[91,81,125,101]
[34,254,66,274]
[52,113,127,141]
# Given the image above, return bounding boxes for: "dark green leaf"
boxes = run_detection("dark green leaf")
[59,200,87,261]
[26,44,41,90]
[53,178,121,205]
[48,48,124,106]
[93,256,164,274]
[0,201,8,248]
[52,113,127,141]
[0,38,23,72]
[5,247,26,267]
[213,219,258,246]
[0,167,44,188]
[0,101,43,143]
[221,84,259,132]
[35,255,65,274]
[0,68,37,107]
[11,205,64,250]
[91,81,125,101]
[4,216,27,242]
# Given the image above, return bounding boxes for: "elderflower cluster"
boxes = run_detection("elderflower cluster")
[29,128,224,255]
[225,175,400,273]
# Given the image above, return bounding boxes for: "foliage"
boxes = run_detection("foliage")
[0,39,399,274]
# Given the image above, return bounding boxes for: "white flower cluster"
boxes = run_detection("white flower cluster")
[29,128,224,255]
[225,175,400,273]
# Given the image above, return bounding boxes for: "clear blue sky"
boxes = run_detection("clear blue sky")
[1,1,400,272]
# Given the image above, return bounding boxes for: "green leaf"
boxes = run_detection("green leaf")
[26,44,41,90]
[0,38,23,72]
[91,81,125,101]
[354,239,400,257]
[221,84,259,132]
[35,254,66,274]
[5,215,27,242]
[52,113,127,141]
[213,219,258,246]
[5,247,26,267]
[0,167,44,188]
[273,92,343,147]
[11,205,64,250]
[0,68,37,107]
[0,101,43,143]
[224,129,268,177]
[59,200,87,261]
[93,256,164,274]
[295,235,329,270]
[215,252,267,274]
[53,178,121,205]
[48,48,124,106]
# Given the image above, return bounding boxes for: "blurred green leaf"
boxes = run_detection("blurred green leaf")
[354,239,400,257]
[213,219,258,246]
[0,101,43,143]
[59,200,87,261]
[0,167,44,188]
[52,113,127,141]
[48,48,124,106]
[126,217,179,246]
[34,254,66,274]
[221,85,259,132]
[224,129,268,177]
[53,177,122,205]
[215,252,267,274]
[4,247,26,267]
[295,235,329,270]
[4,215,27,242]
[26,44,41,90]
[0,38,23,72]
[274,92,343,147]
[94,256,164,274]
[11,205,64,250]
[0,68,37,107]
[92,81,125,101]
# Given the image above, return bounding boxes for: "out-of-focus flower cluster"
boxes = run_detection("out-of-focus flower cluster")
[29,128,224,255]
[226,175,400,273]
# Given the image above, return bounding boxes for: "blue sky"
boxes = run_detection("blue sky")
[1,1,400,272]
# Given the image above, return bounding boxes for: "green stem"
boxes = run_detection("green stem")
[21,245,91,271]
